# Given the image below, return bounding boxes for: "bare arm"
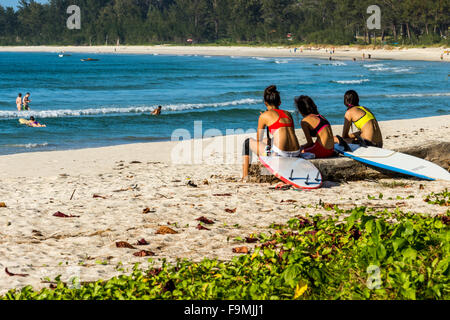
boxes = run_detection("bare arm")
[256,115,266,156]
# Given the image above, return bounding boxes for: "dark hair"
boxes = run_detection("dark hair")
[26,92,30,95]
[18,93,22,97]
[264,85,281,107]
[30,116,35,121]
[344,90,359,107]
[295,95,319,116]
[158,106,162,109]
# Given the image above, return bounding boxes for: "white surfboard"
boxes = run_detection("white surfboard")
[259,156,323,190]
[334,143,450,181]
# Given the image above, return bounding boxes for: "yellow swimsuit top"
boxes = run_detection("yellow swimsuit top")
[354,106,375,130]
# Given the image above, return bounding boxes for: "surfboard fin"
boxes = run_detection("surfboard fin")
[336,136,352,152]
[315,171,321,182]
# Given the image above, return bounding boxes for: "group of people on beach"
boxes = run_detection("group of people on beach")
[242,86,383,180]
[16,93,31,111]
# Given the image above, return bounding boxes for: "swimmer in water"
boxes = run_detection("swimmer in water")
[28,116,46,128]
[151,106,162,116]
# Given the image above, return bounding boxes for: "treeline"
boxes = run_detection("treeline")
[0,0,448,46]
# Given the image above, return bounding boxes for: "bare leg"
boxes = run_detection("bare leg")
[241,138,268,181]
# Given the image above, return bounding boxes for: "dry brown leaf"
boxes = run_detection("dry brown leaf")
[93,194,108,199]
[143,207,156,214]
[115,241,136,249]
[196,224,210,231]
[0,202,6,208]
[196,217,214,225]
[134,250,155,257]
[156,226,178,235]
[281,200,297,203]
[225,208,237,214]
[233,246,249,254]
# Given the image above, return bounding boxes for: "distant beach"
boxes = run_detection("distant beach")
[0,45,449,62]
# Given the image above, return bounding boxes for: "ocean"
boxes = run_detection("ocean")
[0,52,448,155]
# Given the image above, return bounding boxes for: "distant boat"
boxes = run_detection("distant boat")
[81,58,99,62]
[58,53,71,58]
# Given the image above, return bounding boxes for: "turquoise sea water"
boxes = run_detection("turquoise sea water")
[0,52,448,155]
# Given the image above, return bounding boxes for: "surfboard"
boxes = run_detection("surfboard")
[334,142,450,181]
[19,118,30,125]
[259,156,323,190]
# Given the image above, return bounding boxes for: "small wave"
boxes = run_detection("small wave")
[3,143,49,149]
[363,64,384,68]
[385,92,450,98]
[0,98,261,119]
[253,57,270,61]
[365,64,413,73]
[316,62,347,66]
[275,59,289,64]
[332,79,370,85]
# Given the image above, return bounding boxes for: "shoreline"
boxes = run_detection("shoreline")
[1,115,449,179]
[1,113,449,160]
[0,45,449,62]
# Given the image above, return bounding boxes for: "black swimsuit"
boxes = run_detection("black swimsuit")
[309,114,331,138]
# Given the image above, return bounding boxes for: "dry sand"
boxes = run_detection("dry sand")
[0,45,449,62]
[0,115,449,294]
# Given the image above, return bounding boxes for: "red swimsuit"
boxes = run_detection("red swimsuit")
[268,109,294,135]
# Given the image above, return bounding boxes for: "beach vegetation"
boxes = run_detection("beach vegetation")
[2,197,448,300]
[0,0,448,47]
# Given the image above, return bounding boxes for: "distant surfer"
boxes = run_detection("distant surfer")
[22,93,31,110]
[151,106,162,116]
[16,93,23,111]
[334,90,383,148]
[295,95,335,158]
[241,85,301,181]
[27,116,46,128]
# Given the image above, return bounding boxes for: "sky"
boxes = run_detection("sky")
[1,0,49,9]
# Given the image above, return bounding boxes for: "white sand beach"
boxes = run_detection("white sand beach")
[0,115,449,294]
[0,45,449,62]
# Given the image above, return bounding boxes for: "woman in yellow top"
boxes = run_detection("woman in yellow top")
[335,90,383,147]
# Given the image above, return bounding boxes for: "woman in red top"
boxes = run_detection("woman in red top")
[242,85,301,180]
[295,95,335,158]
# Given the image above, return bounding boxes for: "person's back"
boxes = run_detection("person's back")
[295,95,335,158]
[338,90,383,148]
[264,108,300,153]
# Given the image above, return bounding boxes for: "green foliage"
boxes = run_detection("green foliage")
[2,202,449,300]
[425,189,449,206]
[0,0,448,46]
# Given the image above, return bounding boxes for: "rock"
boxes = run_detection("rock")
[248,142,450,183]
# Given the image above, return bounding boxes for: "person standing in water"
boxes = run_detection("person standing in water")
[334,90,383,148]
[16,93,23,111]
[22,93,31,110]
[241,85,301,181]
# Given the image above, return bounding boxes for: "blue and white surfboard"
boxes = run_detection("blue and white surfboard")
[334,143,450,181]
